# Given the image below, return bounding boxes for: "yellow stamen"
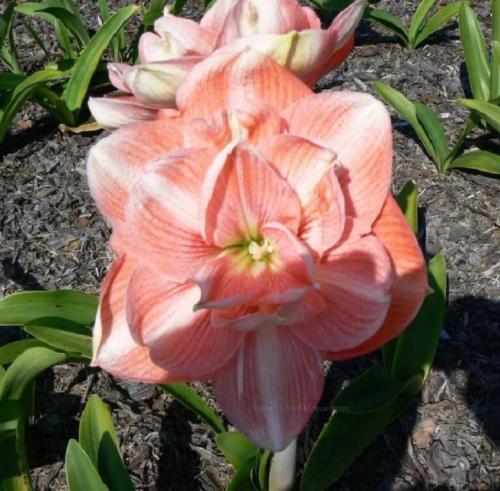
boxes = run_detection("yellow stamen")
[248,239,275,261]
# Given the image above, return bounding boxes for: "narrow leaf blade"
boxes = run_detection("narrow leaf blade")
[415,102,449,168]
[459,2,491,100]
[216,432,259,471]
[458,98,500,134]
[391,254,447,382]
[449,150,500,174]
[62,5,138,115]
[373,82,437,162]
[414,2,461,48]
[408,0,436,46]
[65,440,109,491]
[160,384,225,434]
[0,290,98,327]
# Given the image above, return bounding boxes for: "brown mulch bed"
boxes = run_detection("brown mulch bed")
[1,1,499,489]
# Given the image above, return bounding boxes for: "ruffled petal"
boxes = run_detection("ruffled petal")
[201,143,301,247]
[184,102,284,150]
[125,57,201,107]
[177,49,311,119]
[329,196,428,360]
[283,91,392,230]
[263,134,345,255]
[126,265,242,377]
[195,222,315,310]
[291,234,394,352]
[92,255,184,383]
[213,326,324,451]
[125,148,219,279]
[107,62,132,91]
[214,0,312,46]
[88,95,158,130]
[87,119,182,226]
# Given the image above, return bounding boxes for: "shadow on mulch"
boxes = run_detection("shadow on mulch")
[2,257,45,291]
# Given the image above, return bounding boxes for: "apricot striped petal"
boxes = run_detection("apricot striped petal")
[125,148,219,280]
[329,196,428,360]
[283,91,392,230]
[177,49,311,120]
[107,62,131,91]
[92,255,185,383]
[291,234,394,352]
[126,265,242,377]
[88,96,158,130]
[213,326,324,451]
[201,143,301,247]
[87,119,182,226]
[263,134,345,255]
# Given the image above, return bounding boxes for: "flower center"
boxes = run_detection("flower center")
[248,239,275,261]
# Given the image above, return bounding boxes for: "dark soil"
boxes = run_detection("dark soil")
[1,0,499,489]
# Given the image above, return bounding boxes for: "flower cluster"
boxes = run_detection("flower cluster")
[88,0,428,451]
[89,0,366,129]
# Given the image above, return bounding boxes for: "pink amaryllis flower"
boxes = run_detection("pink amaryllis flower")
[88,49,428,451]
[89,0,366,129]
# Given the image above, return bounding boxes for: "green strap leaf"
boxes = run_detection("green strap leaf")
[62,5,139,116]
[458,98,500,134]
[373,81,437,163]
[65,440,109,491]
[414,2,461,49]
[216,432,259,471]
[391,254,447,382]
[0,69,65,142]
[0,347,67,401]
[160,384,226,434]
[408,0,436,47]
[0,3,15,47]
[24,317,92,359]
[491,41,500,100]
[459,2,490,100]
[0,290,98,327]
[449,150,500,175]
[0,339,51,366]
[79,395,134,491]
[494,0,500,46]
[414,102,449,169]
[227,456,257,491]
[15,5,89,47]
[300,373,423,491]
[332,363,405,414]
[364,7,409,45]
[396,181,418,233]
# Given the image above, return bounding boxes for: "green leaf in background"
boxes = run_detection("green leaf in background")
[459,2,490,101]
[79,395,134,491]
[0,73,25,91]
[143,0,169,27]
[15,4,89,48]
[408,0,436,47]
[160,384,226,434]
[171,0,189,16]
[494,0,500,46]
[0,339,51,366]
[300,373,423,491]
[390,254,447,382]
[449,150,500,174]
[414,102,450,170]
[24,317,92,359]
[216,432,259,471]
[0,290,98,327]
[332,364,405,414]
[373,81,437,163]
[65,440,109,491]
[0,347,67,401]
[395,181,418,233]
[0,2,15,48]
[413,2,462,49]
[0,69,66,142]
[458,98,500,134]
[62,4,139,116]
[227,456,257,491]
[0,2,22,74]
[365,7,409,45]
[491,41,500,100]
